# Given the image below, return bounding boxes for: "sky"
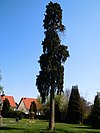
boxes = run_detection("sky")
[0,0,100,103]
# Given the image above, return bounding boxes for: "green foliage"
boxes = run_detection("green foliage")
[1,98,10,117]
[66,85,82,124]
[6,110,24,119]
[43,2,65,32]
[80,97,92,123]
[43,94,68,122]
[90,93,100,129]
[55,94,68,121]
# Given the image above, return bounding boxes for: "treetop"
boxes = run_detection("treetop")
[43,1,65,32]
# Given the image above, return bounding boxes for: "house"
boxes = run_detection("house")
[0,95,16,110]
[17,97,42,114]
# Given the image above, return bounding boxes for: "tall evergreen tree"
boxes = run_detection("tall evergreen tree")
[90,93,100,129]
[66,85,82,124]
[36,2,69,130]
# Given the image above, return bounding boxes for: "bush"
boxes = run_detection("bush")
[4,110,24,119]
[35,114,46,120]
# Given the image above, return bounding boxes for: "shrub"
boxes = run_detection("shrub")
[5,110,24,119]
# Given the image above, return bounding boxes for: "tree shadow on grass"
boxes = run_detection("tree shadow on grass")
[56,128,100,133]
[74,126,100,133]
[56,129,73,133]
[0,126,25,131]
[75,125,92,129]
[39,128,72,133]
[0,126,46,133]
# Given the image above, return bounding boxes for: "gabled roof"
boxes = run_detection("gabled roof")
[0,95,16,108]
[18,97,42,110]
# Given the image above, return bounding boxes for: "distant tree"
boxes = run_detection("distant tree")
[43,94,68,122]
[55,94,68,121]
[0,70,3,96]
[1,98,10,117]
[36,1,69,130]
[65,89,70,100]
[80,97,92,123]
[90,93,100,129]
[66,85,82,124]
[0,86,3,95]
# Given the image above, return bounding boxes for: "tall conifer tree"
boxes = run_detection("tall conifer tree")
[36,2,69,130]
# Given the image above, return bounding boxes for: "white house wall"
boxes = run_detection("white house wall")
[17,100,29,114]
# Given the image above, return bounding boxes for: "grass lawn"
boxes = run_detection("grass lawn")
[0,118,100,133]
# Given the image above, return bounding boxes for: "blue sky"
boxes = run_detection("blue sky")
[0,0,100,103]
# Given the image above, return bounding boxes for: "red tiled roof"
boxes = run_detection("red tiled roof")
[21,97,41,110]
[0,95,16,108]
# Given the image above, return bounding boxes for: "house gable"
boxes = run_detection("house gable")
[17,99,28,114]
[17,97,42,114]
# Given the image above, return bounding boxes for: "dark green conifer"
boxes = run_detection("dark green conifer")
[36,1,69,130]
[66,85,82,124]
[90,93,100,129]
[1,98,10,117]
[29,101,37,113]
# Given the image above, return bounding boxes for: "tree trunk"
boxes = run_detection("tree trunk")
[49,86,55,130]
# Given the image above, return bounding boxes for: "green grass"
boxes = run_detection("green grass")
[0,118,100,133]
